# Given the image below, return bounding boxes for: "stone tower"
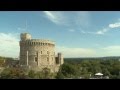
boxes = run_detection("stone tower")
[19,33,64,72]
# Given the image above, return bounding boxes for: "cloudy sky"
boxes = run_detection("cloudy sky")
[1,11,120,58]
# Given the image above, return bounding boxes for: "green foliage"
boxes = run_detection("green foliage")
[0,67,54,79]
[28,70,36,78]
[56,63,79,79]
[28,68,54,79]
[61,58,120,79]
[0,57,120,79]
[0,67,27,79]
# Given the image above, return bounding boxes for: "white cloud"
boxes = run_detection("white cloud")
[43,12,120,35]
[80,27,110,35]
[43,11,67,25]
[55,45,120,57]
[80,30,95,34]
[43,11,91,28]
[83,18,120,35]
[80,30,103,35]
[101,45,120,56]
[80,27,107,35]
[96,28,109,35]
[0,33,19,58]
[96,31,104,35]
[96,20,120,35]
[55,46,96,58]
[103,45,120,51]
[109,22,120,28]
[96,19,120,35]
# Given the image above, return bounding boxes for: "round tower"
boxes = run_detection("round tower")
[19,33,56,72]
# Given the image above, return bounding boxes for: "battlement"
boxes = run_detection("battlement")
[20,39,55,46]
[29,39,55,44]
[20,33,55,45]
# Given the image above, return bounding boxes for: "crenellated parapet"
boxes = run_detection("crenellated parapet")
[20,39,55,47]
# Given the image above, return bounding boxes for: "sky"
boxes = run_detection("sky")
[1,11,120,58]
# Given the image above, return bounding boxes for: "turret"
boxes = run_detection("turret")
[58,53,64,65]
[20,33,31,41]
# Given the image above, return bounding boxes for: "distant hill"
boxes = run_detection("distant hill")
[64,56,120,62]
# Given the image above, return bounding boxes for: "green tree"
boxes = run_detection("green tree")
[28,70,36,79]
[0,67,27,79]
[56,63,79,79]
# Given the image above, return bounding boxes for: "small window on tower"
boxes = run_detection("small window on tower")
[47,51,49,54]
[35,57,37,62]
[41,51,42,54]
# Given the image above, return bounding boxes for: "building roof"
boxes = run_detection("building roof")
[95,73,103,76]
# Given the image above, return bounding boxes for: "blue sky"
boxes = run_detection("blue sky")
[1,11,120,58]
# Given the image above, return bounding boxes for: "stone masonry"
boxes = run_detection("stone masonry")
[19,33,64,72]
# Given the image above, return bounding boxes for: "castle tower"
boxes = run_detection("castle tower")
[19,33,62,72]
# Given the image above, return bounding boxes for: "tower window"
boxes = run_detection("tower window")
[47,51,49,54]
[41,51,42,54]
[35,57,37,62]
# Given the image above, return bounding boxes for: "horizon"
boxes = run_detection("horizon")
[1,55,120,59]
[1,11,120,58]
